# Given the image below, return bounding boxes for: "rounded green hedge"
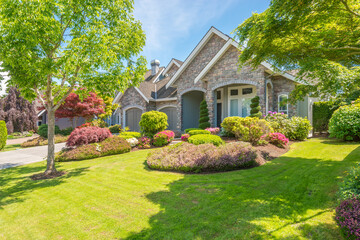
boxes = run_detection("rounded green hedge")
[188,134,224,146]
[0,120,7,150]
[118,131,141,139]
[188,129,211,136]
[329,104,360,141]
[38,124,61,138]
[185,128,202,133]
[139,111,168,138]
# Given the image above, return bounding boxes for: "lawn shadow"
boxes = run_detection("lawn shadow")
[125,145,360,239]
[0,165,89,209]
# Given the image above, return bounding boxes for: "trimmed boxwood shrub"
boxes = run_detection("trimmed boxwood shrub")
[188,134,224,146]
[0,120,7,150]
[147,142,258,173]
[199,100,210,129]
[152,130,175,147]
[38,124,61,138]
[335,197,360,240]
[188,129,211,136]
[139,111,168,138]
[66,126,111,147]
[185,128,202,133]
[118,131,141,139]
[329,104,360,141]
[313,101,338,133]
[109,124,122,133]
[56,136,131,161]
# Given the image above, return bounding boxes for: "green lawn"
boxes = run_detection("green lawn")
[2,143,21,152]
[0,138,359,239]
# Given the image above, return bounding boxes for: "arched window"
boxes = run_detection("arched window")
[278,94,288,114]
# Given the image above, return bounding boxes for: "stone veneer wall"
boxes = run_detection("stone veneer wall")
[271,76,297,116]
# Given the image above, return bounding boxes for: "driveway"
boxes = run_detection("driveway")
[0,143,66,170]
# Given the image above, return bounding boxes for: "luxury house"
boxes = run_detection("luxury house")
[110,26,315,132]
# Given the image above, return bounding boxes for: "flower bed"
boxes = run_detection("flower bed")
[147,142,258,173]
[152,130,175,147]
[21,135,68,148]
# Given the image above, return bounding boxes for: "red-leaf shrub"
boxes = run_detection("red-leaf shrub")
[66,126,111,147]
[152,130,175,147]
[335,197,360,239]
[147,142,257,173]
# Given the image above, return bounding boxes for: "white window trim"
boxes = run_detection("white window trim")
[278,94,289,114]
[227,85,256,117]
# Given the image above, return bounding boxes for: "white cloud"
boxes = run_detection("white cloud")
[133,0,234,64]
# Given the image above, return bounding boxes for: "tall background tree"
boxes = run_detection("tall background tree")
[0,0,147,176]
[0,87,37,134]
[234,0,360,102]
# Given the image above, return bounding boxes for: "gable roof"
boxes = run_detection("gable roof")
[162,58,183,76]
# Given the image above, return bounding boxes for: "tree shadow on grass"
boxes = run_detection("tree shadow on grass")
[125,146,360,239]
[0,165,89,209]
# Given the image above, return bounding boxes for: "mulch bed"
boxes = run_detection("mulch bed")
[30,171,67,180]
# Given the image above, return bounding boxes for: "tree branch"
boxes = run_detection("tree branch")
[34,87,46,109]
[340,0,360,17]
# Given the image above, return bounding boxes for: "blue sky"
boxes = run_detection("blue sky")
[133,0,270,68]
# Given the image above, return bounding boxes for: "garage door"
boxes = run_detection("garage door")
[160,107,177,130]
[126,108,142,132]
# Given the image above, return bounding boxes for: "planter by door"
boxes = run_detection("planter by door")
[125,108,142,132]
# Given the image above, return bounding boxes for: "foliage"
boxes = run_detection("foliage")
[250,96,261,118]
[221,116,242,135]
[139,111,168,138]
[0,87,37,134]
[285,117,312,141]
[185,128,202,133]
[198,100,210,129]
[205,127,220,135]
[56,136,130,161]
[59,127,73,136]
[38,124,61,138]
[138,136,151,149]
[338,164,360,200]
[109,124,122,134]
[335,197,360,240]
[265,112,289,134]
[313,101,339,133]
[7,131,33,139]
[66,127,111,147]
[263,133,289,148]
[234,0,360,101]
[188,129,211,136]
[329,104,360,141]
[147,142,257,173]
[0,120,7,150]
[98,96,119,120]
[181,134,190,142]
[21,135,68,148]
[126,138,139,148]
[119,131,141,140]
[188,134,224,146]
[152,130,175,147]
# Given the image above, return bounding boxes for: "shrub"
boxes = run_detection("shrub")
[181,133,190,142]
[285,116,312,141]
[126,137,139,147]
[198,100,210,129]
[205,127,220,135]
[77,122,92,129]
[188,134,224,146]
[21,135,68,148]
[38,124,61,138]
[147,142,258,173]
[66,126,111,147]
[338,164,360,200]
[0,120,7,150]
[221,116,242,136]
[313,101,338,133]
[59,127,73,136]
[185,128,202,133]
[56,136,131,161]
[188,129,211,136]
[152,130,175,147]
[118,131,141,139]
[109,124,122,133]
[138,136,151,149]
[265,112,289,134]
[264,133,289,148]
[139,111,168,138]
[250,96,262,118]
[335,197,360,240]
[329,104,360,141]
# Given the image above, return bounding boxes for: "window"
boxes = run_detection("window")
[230,89,238,96]
[242,88,253,95]
[217,90,222,100]
[278,94,288,114]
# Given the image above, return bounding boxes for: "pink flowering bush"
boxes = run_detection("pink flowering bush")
[181,133,190,142]
[66,126,111,147]
[138,136,151,149]
[335,197,360,239]
[264,132,289,148]
[205,127,220,135]
[152,130,175,147]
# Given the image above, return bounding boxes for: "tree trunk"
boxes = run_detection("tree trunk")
[45,109,57,175]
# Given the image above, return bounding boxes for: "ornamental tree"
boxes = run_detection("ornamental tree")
[234,0,360,102]
[0,0,147,176]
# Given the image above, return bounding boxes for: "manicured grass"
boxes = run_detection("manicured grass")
[2,143,21,152]
[0,138,359,239]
